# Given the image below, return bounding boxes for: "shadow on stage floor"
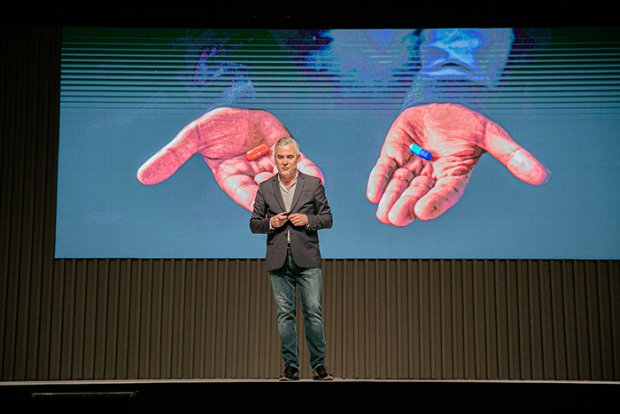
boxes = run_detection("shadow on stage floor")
[1,379,617,412]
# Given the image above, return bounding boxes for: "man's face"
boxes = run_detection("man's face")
[274,143,300,181]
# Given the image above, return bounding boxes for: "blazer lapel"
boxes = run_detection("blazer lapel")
[272,176,287,213]
[289,171,306,212]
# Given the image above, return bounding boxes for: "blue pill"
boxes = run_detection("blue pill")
[409,143,433,161]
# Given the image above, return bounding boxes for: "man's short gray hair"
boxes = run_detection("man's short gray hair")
[274,136,300,155]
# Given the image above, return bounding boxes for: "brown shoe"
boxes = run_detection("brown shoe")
[312,365,334,381]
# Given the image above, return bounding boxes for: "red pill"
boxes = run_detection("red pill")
[246,144,269,161]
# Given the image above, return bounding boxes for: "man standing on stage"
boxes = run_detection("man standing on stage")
[250,136,334,381]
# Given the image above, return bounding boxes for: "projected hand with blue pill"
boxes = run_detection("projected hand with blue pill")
[367,103,551,227]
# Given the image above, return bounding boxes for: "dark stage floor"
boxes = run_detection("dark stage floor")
[1,379,617,412]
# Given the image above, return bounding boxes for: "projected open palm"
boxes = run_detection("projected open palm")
[367,103,551,226]
[137,107,324,211]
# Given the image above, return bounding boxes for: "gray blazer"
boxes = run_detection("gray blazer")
[250,171,333,271]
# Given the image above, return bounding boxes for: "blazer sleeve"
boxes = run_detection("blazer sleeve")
[249,185,272,234]
[307,181,333,232]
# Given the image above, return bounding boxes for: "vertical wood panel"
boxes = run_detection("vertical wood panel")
[550,261,567,379]
[71,260,86,379]
[473,260,486,378]
[451,260,464,379]
[574,261,591,378]
[539,260,554,378]
[204,260,217,378]
[127,259,142,379]
[15,24,38,383]
[360,260,369,378]
[506,260,521,379]
[246,260,257,378]
[611,261,620,380]
[0,23,12,380]
[48,260,64,379]
[61,260,76,379]
[387,260,397,377]
[495,260,509,379]
[530,261,545,379]
[137,260,151,378]
[418,260,430,378]
[36,247,54,381]
[115,260,129,379]
[400,260,409,377]
[484,260,497,379]
[348,260,358,378]
[597,261,614,380]
[1,25,22,381]
[516,260,531,379]
[462,260,475,378]
[407,260,419,378]
[562,260,579,380]
[221,260,232,377]
[431,259,440,379]
[585,261,603,379]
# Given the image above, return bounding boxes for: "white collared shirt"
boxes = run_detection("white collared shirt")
[277,171,297,242]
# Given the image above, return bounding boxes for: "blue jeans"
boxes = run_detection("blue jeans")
[268,248,327,370]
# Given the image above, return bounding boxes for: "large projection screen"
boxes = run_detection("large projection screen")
[56,27,620,259]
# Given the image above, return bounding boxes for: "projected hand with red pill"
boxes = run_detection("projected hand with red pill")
[367,103,551,227]
[137,107,324,211]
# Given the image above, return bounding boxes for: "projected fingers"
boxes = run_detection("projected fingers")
[375,166,414,224]
[374,170,471,226]
[367,156,398,204]
[370,155,435,226]
[137,120,203,185]
[482,121,551,185]
[206,158,263,211]
[386,176,436,226]
[223,174,260,211]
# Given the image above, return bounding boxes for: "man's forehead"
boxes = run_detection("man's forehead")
[275,144,298,155]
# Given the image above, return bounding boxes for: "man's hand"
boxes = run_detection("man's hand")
[288,213,309,227]
[270,212,290,228]
[367,103,551,226]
